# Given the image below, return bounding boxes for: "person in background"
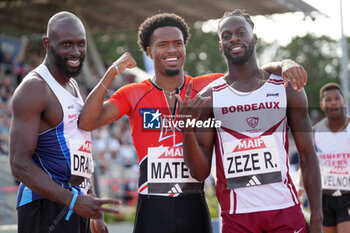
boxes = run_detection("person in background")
[299,82,350,233]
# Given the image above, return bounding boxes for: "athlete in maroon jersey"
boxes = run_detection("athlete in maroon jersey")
[178,9,322,233]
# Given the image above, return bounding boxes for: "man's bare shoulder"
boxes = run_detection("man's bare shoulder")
[12,71,50,108]
[15,71,47,93]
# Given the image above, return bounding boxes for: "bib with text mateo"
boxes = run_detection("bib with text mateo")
[147,146,202,194]
[69,139,94,186]
[319,153,350,191]
[223,135,282,189]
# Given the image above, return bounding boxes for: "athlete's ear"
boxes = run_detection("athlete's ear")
[253,34,258,45]
[42,36,50,50]
[146,47,153,59]
[320,100,325,111]
[341,96,346,106]
[219,40,223,53]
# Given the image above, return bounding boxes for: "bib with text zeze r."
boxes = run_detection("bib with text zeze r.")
[223,135,282,189]
[147,146,202,194]
[69,139,94,186]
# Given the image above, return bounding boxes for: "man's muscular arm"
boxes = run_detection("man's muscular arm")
[78,52,136,131]
[10,75,120,220]
[10,76,75,207]
[286,85,323,233]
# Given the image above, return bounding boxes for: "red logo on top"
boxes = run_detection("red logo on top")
[68,114,77,119]
[233,137,266,152]
[158,147,183,158]
[246,117,259,128]
[329,166,349,175]
[78,141,92,153]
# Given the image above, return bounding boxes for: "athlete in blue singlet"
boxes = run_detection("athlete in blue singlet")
[9,11,120,233]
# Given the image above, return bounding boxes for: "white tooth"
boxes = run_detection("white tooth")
[166,58,177,61]
[68,60,79,64]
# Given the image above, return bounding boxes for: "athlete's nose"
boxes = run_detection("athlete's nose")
[71,44,81,57]
[230,34,241,44]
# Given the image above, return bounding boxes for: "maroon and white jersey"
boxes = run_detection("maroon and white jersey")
[210,74,298,215]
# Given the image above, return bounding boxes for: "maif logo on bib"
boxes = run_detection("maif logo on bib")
[69,140,94,179]
[223,135,282,189]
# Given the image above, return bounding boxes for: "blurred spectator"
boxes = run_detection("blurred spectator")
[13,56,27,85]
[92,125,121,174]
[0,76,13,102]
[0,109,10,154]
[0,75,12,155]
[0,42,3,69]
[3,52,13,75]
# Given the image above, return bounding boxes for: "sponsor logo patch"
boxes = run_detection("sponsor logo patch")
[246,117,259,128]
[142,109,161,129]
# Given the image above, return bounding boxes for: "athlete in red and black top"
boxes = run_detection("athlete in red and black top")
[109,73,221,196]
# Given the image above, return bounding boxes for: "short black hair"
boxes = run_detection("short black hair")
[320,82,343,100]
[137,13,190,52]
[218,9,254,30]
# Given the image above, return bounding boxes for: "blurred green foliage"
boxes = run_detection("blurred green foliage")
[206,185,219,219]
[104,204,136,223]
[270,34,343,109]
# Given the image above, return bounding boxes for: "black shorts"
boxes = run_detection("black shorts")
[18,199,91,233]
[133,193,213,233]
[322,193,350,226]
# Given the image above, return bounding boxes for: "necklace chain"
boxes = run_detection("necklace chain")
[224,69,265,96]
[163,89,177,99]
[151,76,182,100]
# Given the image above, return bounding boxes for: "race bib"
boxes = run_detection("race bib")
[147,146,202,194]
[223,135,282,189]
[69,139,94,186]
[319,153,350,191]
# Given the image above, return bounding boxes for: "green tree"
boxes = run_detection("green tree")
[184,27,226,76]
[94,29,143,68]
[268,34,341,109]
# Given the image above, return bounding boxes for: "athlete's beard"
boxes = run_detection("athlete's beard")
[224,38,255,65]
[165,68,180,76]
[50,47,85,78]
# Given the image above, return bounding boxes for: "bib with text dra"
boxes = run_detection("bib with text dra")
[147,146,202,194]
[223,135,282,189]
[69,139,94,186]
